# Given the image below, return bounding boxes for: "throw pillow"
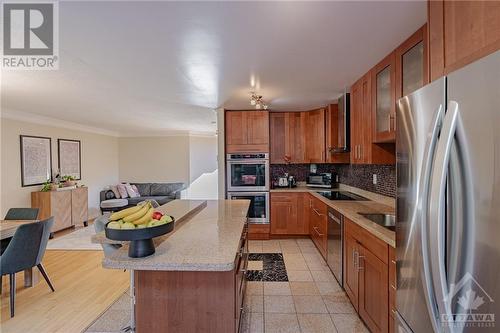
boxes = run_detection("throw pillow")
[126,184,140,198]
[117,184,129,198]
[132,185,140,196]
[110,185,121,199]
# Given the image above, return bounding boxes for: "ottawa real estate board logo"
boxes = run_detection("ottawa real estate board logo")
[441,273,495,329]
[1,2,59,70]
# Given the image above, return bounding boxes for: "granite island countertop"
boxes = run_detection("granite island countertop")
[102,199,250,272]
[271,184,396,247]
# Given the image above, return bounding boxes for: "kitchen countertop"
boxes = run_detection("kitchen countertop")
[271,184,396,247]
[101,199,250,272]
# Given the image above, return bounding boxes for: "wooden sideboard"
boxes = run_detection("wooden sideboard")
[31,187,88,233]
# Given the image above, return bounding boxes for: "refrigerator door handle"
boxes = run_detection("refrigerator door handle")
[419,105,445,333]
[428,101,460,330]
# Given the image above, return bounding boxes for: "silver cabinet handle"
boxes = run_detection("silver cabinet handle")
[428,101,459,323]
[313,208,323,216]
[388,113,392,131]
[352,250,357,270]
[358,255,365,270]
[313,226,324,237]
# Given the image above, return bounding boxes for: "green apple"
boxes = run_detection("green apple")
[107,221,121,229]
[121,222,136,229]
[160,215,173,223]
[147,219,159,228]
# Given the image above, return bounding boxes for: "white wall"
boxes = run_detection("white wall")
[118,136,190,184]
[185,135,218,199]
[0,118,119,219]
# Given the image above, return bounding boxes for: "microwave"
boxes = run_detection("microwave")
[306,172,339,189]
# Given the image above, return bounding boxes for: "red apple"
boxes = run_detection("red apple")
[152,211,163,220]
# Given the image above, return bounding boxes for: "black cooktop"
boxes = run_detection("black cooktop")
[316,191,369,201]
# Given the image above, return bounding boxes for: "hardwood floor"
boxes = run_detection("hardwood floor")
[0,250,129,333]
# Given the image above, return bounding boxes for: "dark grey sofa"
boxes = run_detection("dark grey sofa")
[99,182,186,212]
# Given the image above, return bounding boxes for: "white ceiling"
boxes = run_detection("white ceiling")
[1,1,426,135]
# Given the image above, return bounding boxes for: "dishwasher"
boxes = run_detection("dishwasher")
[327,207,343,286]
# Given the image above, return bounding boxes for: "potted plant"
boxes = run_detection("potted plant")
[62,175,77,187]
[41,179,52,192]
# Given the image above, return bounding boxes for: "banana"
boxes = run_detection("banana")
[109,205,143,221]
[131,207,155,225]
[123,202,150,223]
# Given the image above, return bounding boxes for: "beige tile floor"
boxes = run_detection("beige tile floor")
[241,239,369,333]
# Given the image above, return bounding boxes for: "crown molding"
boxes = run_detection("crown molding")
[118,130,216,138]
[0,109,217,138]
[1,109,121,137]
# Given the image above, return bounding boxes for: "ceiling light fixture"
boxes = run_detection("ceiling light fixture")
[250,92,269,110]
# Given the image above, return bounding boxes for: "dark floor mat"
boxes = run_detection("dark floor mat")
[246,253,288,282]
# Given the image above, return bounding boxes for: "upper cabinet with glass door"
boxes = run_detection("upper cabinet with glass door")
[396,25,428,100]
[372,52,396,143]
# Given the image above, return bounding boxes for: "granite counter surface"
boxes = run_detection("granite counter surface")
[271,184,396,247]
[102,199,250,272]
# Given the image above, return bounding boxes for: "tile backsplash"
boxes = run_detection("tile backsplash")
[270,163,396,197]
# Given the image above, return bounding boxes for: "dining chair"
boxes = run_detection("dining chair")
[2,208,41,254]
[0,217,55,317]
[4,208,39,220]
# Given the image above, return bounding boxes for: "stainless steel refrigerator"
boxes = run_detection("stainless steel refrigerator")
[396,50,500,333]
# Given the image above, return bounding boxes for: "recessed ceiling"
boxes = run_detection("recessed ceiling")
[1,1,426,135]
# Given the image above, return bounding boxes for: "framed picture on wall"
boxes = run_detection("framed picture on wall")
[58,139,82,180]
[20,135,53,187]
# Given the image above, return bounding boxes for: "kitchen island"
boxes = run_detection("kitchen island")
[100,199,250,333]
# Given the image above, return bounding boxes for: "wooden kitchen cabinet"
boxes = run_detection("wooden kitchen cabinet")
[344,217,389,333]
[351,73,395,165]
[395,25,428,100]
[428,1,500,82]
[350,73,371,164]
[269,112,306,164]
[325,104,350,164]
[344,232,360,310]
[358,243,389,333]
[270,112,287,163]
[305,108,326,163]
[270,193,308,235]
[388,246,397,333]
[226,110,269,153]
[372,52,396,143]
[308,194,327,259]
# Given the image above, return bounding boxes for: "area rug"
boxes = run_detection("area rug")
[245,253,288,282]
[85,292,132,333]
[47,226,102,251]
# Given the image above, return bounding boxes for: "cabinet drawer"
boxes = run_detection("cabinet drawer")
[345,217,388,264]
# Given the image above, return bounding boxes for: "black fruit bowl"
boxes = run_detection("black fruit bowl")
[105,216,175,258]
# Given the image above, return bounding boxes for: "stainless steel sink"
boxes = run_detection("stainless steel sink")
[358,213,395,231]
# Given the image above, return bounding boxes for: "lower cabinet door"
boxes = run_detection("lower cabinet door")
[344,234,359,310]
[270,193,301,234]
[358,244,389,333]
[51,191,72,232]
